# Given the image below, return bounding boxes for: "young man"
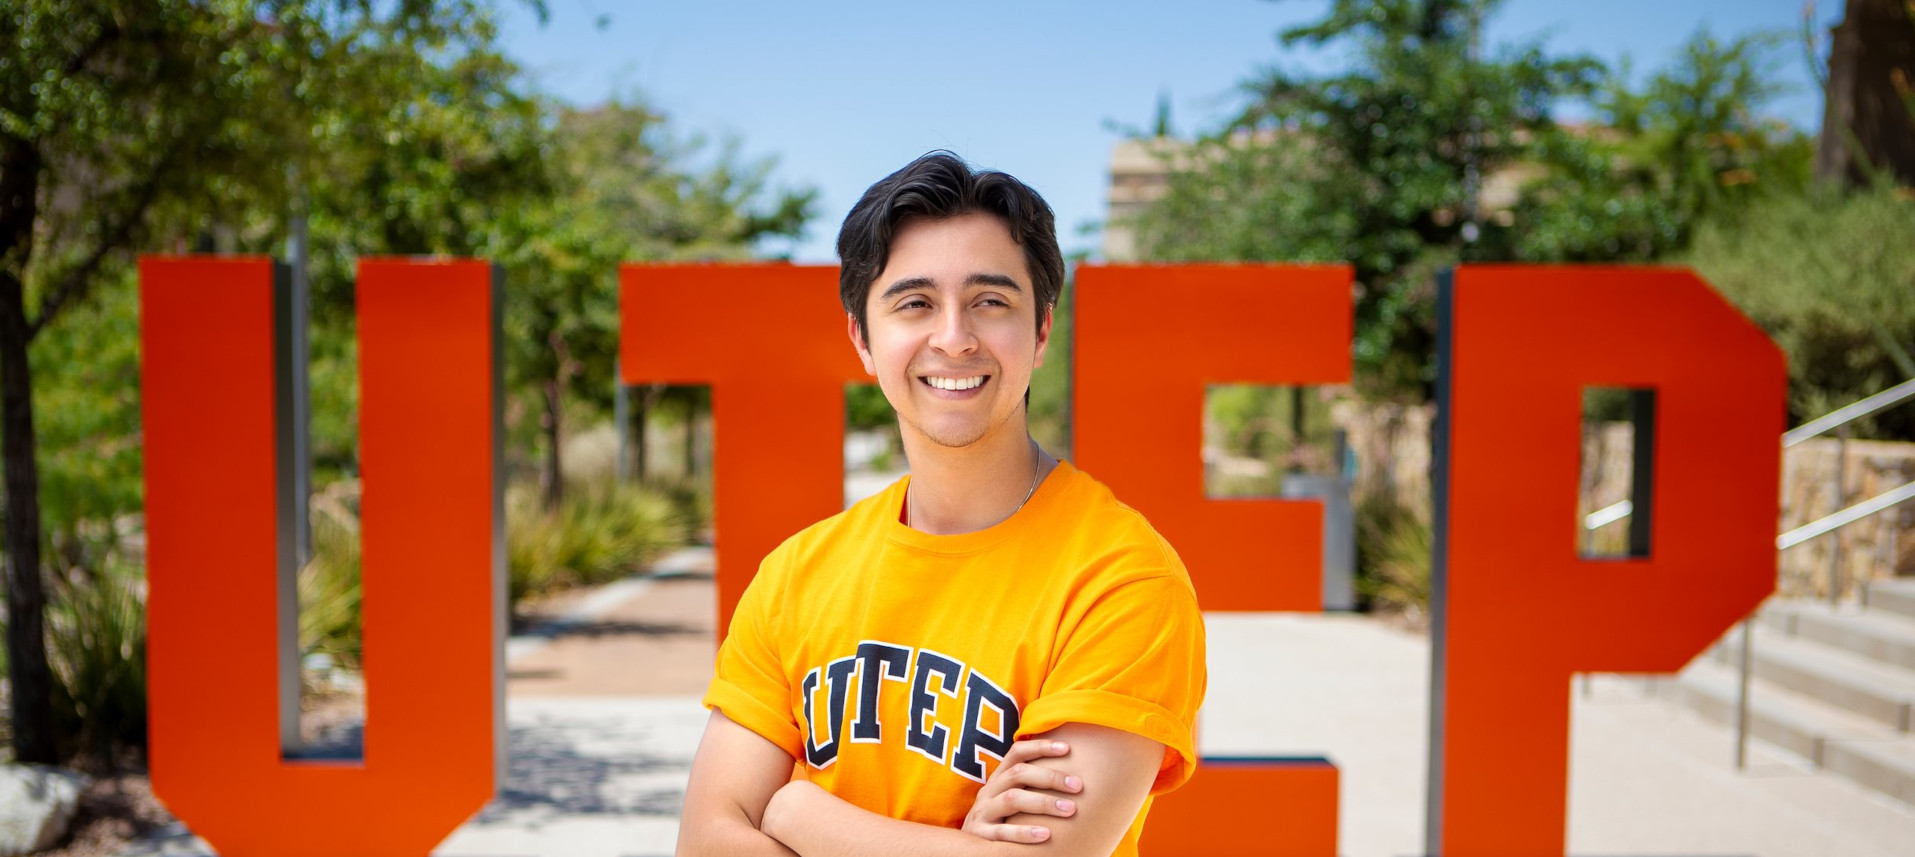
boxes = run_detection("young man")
[676,152,1205,857]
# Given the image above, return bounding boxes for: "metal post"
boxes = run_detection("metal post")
[1830,425,1848,606]
[287,188,312,567]
[1460,0,1482,247]
[614,359,628,482]
[1736,616,1753,770]
[1289,386,1305,469]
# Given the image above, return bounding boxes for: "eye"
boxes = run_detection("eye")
[898,296,932,311]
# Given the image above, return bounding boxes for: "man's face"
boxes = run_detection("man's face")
[850,212,1051,450]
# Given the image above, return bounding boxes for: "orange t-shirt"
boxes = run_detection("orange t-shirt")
[703,461,1206,856]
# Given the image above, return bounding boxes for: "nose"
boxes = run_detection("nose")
[928,302,977,357]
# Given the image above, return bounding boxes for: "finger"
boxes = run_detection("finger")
[998,761,1084,795]
[999,788,1076,819]
[997,739,1070,770]
[980,824,1052,844]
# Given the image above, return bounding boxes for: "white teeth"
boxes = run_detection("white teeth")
[925,376,984,391]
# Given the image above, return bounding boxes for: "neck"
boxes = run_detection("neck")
[901,411,1051,535]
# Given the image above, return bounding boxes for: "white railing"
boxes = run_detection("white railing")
[1577,378,1915,771]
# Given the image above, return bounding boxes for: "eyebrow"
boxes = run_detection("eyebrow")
[877,273,1025,302]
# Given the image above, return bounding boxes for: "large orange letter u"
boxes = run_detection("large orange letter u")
[142,257,504,855]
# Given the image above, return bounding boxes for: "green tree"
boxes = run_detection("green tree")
[1131,2,1812,399]
[493,100,816,506]
[1508,30,1814,263]
[292,12,555,481]
[0,0,535,764]
[1133,0,1601,397]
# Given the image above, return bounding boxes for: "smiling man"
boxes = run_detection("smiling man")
[676,152,1206,857]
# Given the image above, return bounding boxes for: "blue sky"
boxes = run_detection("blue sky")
[498,0,1841,262]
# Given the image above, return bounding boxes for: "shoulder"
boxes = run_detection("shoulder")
[1044,463,1194,594]
[757,475,906,578]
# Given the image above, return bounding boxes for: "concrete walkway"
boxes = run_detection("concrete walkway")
[1202,613,1915,857]
[123,553,1915,856]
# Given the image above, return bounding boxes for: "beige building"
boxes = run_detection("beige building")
[1102,137,1182,262]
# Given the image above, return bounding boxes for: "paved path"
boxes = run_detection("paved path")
[125,550,1915,856]
[1202,613,1915,857]
[507,576,717,696]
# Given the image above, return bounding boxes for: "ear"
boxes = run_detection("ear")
[848,312,876,376]
[1032,303,1055,370]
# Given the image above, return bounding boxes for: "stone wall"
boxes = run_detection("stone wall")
[1777,436,1915,596]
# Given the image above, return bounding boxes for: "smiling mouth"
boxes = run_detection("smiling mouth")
[921,375,987,391]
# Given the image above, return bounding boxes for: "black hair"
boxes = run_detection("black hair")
[837,151,1064,344]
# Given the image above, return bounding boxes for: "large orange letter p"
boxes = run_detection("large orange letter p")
[1428,266,1785,856]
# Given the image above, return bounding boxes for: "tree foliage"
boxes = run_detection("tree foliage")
[1135,0,1601,396]
[1132,0,1815,398]
[2,0,813,763]
[1688,180,1915,439]
[1508,31,1814,263]
[490,100,815,504]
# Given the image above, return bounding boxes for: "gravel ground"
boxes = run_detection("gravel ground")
[26,676,371,857]
[40,772,174,857]
[9,565,676,856]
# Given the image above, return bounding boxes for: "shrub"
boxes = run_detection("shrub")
[1355,493,1433,625]
[650,473,713,541]
[46,563,147,767]
[1688,181,1915,439]
[301,509,364,668]
[506,479,688,609]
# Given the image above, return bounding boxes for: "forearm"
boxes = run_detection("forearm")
[762,781,1022,857]
[677,804,801,857]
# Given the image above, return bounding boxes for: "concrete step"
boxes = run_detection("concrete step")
[1654,658,1915,807]
[1869,577,1915,623]
[1760,600,1915,672]
[1707,628,1915,732]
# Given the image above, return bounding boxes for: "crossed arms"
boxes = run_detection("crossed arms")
[676,710,1165,857]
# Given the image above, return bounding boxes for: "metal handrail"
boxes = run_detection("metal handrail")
[1776,481,1915,549]
[1781,378,1915,447]
[1583,499,1631,530]
[1583,376,1915,532]
[1586,477,1915,544]
[1571,379,1915,773]
[1736,379,1914,771]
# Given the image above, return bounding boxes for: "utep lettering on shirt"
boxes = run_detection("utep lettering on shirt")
[801,640,1021,784]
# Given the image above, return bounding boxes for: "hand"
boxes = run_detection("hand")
[761,779,816,842]
[961,739,1085,844]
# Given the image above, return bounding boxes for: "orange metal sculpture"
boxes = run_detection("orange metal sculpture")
[618,263,867,640]
[142,257,504,856]
[138,258,1786,857]
[1077,264,1353,855]
[1426,266,1785,856]
[1074,264,1353,611]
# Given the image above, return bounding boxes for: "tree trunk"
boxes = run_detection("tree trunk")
[682,396,698,478]
[630,395,647,482]
[631,384,663,482]
[541,378,563,511]
[1817,0,1915,186]
[0,136,57,764]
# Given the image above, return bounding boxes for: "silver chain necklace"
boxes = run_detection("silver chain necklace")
[906,439,1043,531]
